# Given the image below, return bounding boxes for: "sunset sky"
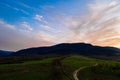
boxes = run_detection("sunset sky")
[0,0,120,51]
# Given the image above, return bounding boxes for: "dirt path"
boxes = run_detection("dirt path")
[73,63,98,80]
[73,67,86,80]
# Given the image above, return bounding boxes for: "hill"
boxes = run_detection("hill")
[1,43,120,64]
[14,43,120,57]
[0,50,14,56]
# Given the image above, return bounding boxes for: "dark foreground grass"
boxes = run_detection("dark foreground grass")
[0,55,120,80]
[78,63,120,80]
[62,55,120,80]
[0,58,55,80]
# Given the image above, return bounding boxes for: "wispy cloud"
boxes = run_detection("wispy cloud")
[35,31,55,42]
[34,14,48,24]
[34,14,43,21]
[21,22,33,31]
[61,0,120,47]
[39,24,55,31]
[1,0,120,50]
[14,0,36,10]
[0,20,16,30]
[0,20,53,51]
[19,9,30,15]
[1,2,29,15]
[0,3,19,11]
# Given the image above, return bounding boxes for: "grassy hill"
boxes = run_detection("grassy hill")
[0,55,120,80]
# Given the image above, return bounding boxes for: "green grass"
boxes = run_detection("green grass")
[0,57,55,80]
[62,55,120,80]
[78,63,120,80]
[62,55,120,69]
[22,58,55,64]
[0,55,120,80]
[0,57,55,67]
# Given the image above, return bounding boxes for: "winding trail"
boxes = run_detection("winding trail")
[73,67,86,80]
[73,63,98,80]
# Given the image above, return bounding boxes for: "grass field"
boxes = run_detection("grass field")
[0,57,55,80]
[63,56,120,80]
[0,55,120,80]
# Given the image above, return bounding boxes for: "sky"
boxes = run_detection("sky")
[0,0,120,51]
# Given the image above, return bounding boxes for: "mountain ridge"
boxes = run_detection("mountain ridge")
[14,43,120,56]
[0,50,14,56]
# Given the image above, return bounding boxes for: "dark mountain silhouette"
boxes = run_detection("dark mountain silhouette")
[0,50,14,56]
[14,43,120,56]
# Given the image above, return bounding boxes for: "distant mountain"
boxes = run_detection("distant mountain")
[0,50,14,56]
[14,43,120,56]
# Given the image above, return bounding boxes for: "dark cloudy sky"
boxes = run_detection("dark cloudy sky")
[0,0,120,51]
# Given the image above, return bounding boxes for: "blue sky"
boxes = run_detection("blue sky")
[0,0,120,51]
[0,0,89,24]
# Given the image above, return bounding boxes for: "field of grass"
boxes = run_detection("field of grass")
[0,57,55,80]
[78,63,120,80]
[63,55,120,80]
[0,55,120,80]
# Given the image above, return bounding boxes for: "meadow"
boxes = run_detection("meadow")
[0,55,120,80]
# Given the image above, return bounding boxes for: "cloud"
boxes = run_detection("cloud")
[34,14,43,21]
[14,0,36,10]
[109,1,118,6]
[1,2,29,15]
[0,20,16,30]
[34,14,48,23]
[35,31,55,42]
[1,3,19,11]
[21,22,33,31]
[19,9,30,15]
[0,20,53,51]
[1,0,120,50]
[39,24,55,31]
[58,0,120,47]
